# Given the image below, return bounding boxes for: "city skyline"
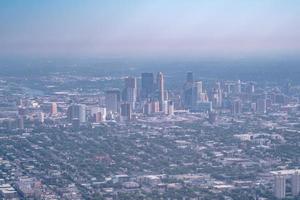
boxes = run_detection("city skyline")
[1,1,300,199]
[0,68,299,199]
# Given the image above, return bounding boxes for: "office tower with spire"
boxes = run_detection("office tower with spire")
[183,72,194,108]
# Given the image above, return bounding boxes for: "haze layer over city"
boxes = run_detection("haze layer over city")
[0,1,300,199]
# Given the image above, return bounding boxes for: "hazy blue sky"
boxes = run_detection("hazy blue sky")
[0,0,300,58]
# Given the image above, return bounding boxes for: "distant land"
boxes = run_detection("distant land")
[0,55,300,84]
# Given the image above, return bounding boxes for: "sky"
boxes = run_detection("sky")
[0,0,300,58]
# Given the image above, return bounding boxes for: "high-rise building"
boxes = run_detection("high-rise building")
[157,72,165,111]
[257,98,267,114]
[183,72,194,108]
[162,100,169,115]
[186,71,194,83]
[167,101,174,115]
[235,80,242,93]
[78,105,86,123]
[50,102,58,115]
[123,77,137,109]
[125,76,137,88]
[38,112,45,123]
[225,83,232,94]
[232,99,242,116]
[18,115,24,129]
[251,102,257,112]
[164,90,169,101]
[142,101,160,115]
[67,104,86,123]
[121,103,132,121]
[215,82,223,108]
[215,92,222,108]
[151,101,160,113]
[192,81,203,106]
[143,102,152,115]
[292,172,300,196]
[90,107,106,122]
[275,94,288,105]
[246,82,255,94]
[183,87,193,108]
[274,174,286,199]
[141,73,154,99]
[105,89,121,114]
[212,86,222,109]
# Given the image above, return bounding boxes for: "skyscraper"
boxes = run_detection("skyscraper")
[257,98,267,114]
[183,72,193,107]
[123,77,137,109]
[67,104,86,123]
[151,101,160,113]
[215,82,223,108]
[162,100,169,115]
[246,82,255,94]
[186,71,194,83]
[183,86,193,109]
[78,105,86,123]
[192,81,203,107]
[235,80,242,94]
[157,72,164,111]
[143,102,152,115]
[183,72,194,108]
[232,99,242,116]
[121,103,132,121]
[167,101,174,115]
[105,89,121,114]
[141,73,154,99]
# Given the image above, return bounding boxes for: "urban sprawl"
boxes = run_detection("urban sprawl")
[0,71,299,199]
